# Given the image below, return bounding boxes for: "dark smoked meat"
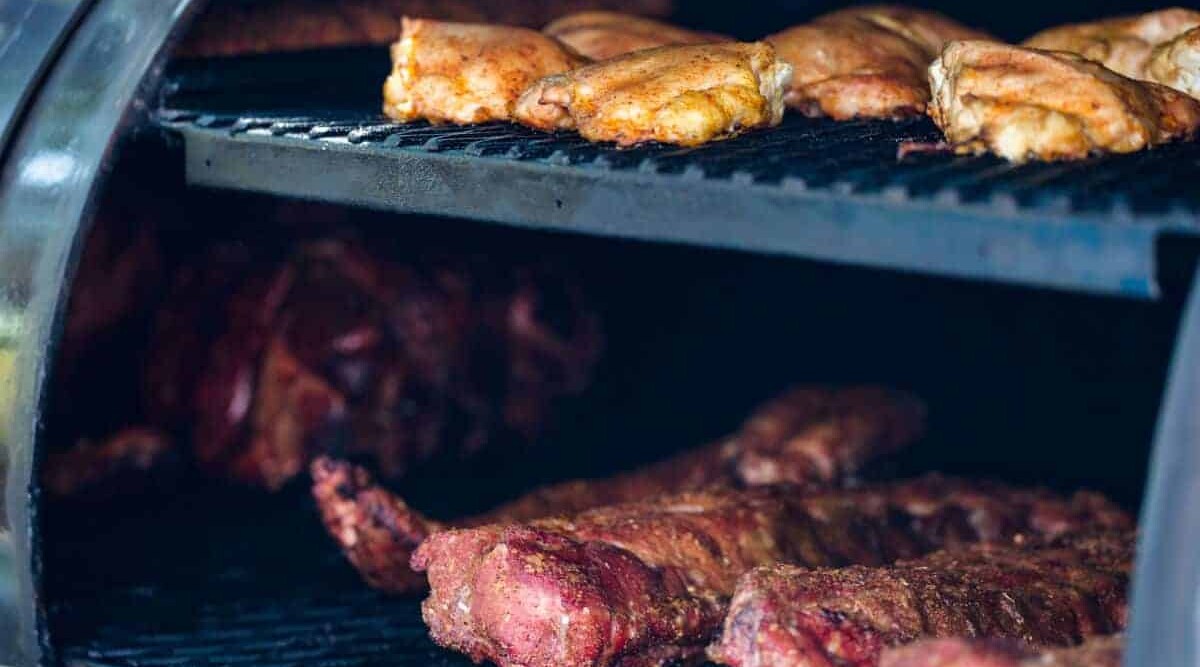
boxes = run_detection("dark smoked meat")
[48,236,601,497]
[709,531,1133,667]
[166,239,601,490]
[311,386,926,592]
[410,477,1130,667]
[878,634,1124,667]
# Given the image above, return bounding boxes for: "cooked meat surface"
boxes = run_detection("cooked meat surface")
[39,235,605,497]
[412,477,1130,667]
[766,6,989,119]
[383,18,585,124]
[514,42,792,146]
[879,634,1124,667]
[1023,8,1200,81]
[43,428,174,498]
[312,386,926,591]
[543,11,729,61]
[710,531,1131,667]
[175,0,673,57]
[1149,26,1200,99]
[928,41,1200,162]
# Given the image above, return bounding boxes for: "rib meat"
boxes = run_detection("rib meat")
[312,386,926,592]
[411,477,1130,667]
[709,531,1132,667]
[879,634,1124,667]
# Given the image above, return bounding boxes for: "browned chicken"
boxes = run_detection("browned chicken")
[514,42,792,146]
[175,0,673,58]
[1150,26,1200,99]
[928,41,1200,162]
[543,11,729,61]
[383,18,585,124]
[1023,8,1200,82]
[766,6,989,119]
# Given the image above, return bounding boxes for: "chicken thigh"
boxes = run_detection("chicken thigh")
[928,41,1200,162]
[1023,8,1200,82]
[543,11,728,61]
[767,5,989,119]
[1149,26,1200,99]
[383,18,585,124]
[514,42,792,146]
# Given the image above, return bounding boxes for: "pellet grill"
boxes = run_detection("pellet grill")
[2,0,1200,666]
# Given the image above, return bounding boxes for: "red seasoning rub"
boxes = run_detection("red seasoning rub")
[411,478,1130,667]
[709,531,1132,667]
[312,386,926,592]
[879,634,1124,667]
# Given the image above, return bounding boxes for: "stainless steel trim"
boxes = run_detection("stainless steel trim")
[0,0,200,662]
[1128,267,1200,667]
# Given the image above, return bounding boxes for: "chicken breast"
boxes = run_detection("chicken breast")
[928,41,1200,162]
[1149,26,1200,99]
[514,42,792,146]
[767,5,989,120]
[383,17,585,124]
[543,11,729,61]
[1023,8,1200,81]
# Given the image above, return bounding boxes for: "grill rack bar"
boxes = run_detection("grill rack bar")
[168,109,1195,299]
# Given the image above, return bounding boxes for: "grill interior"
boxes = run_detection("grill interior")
[45,225,1176,665]
[42,7,1200,664]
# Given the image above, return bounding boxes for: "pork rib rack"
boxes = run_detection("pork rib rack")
[411,476,1130,667]
[879,634,1124,667]
[710,530,1131,667]
[312,385,926,591]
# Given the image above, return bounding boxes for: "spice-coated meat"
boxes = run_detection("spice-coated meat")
[312,386,926,591]
[48,235,602,496]
[709,531,1132,667]
[543,11,729,61]
[411,477,1130,667]
[766,6,990,120]
[879,634,1124,667]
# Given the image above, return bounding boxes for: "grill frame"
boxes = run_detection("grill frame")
[7,3,1200,666]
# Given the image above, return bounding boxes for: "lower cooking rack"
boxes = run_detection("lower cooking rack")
[47,486,473,667]
[155,48,1200,300]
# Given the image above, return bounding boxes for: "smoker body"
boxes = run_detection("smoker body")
[1,1,1199,665]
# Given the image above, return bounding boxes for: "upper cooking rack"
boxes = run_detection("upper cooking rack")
[154,47,1200,299]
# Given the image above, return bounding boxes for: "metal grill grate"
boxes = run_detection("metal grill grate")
[155,48,1200,298]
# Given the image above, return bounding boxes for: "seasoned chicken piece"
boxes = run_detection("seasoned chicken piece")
[1023,8,1200,81]
[1150,26,1200,99]
[383,18,585,124]
[543,11,729,61]
[767,6,989,119]
[514,42,791,146]
[929,41,1200,162]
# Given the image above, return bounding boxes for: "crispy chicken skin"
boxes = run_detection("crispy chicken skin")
[929,41,1200,162]
[766,6,989,120]
[383,18,585,124]
[514,42,791,146]
[709,531,1131,667]
[543,11,729,61]
[1023,8,1200,82]
[1150,27,1200,99]
[879,635,1124,667]
[313,386,926,592]
[412,479,1129,667]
